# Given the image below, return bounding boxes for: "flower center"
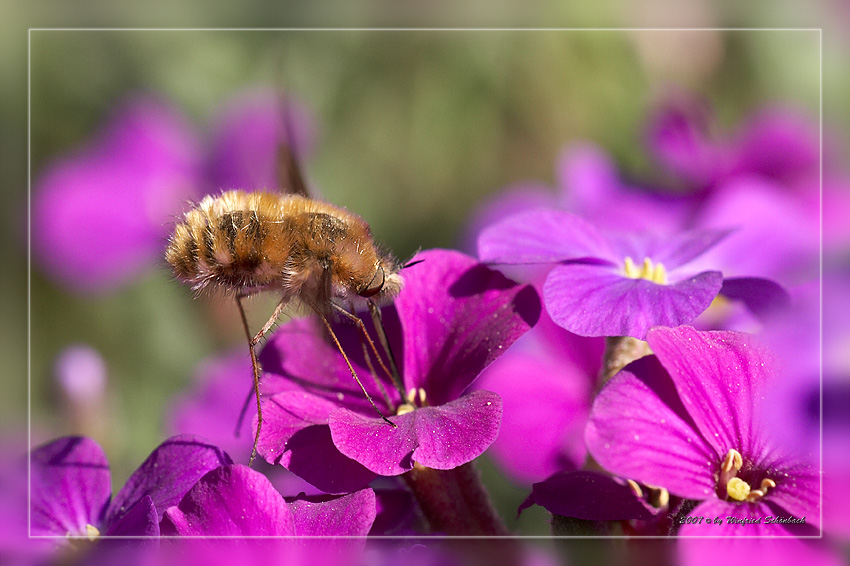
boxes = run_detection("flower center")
[623,257,668,284]
[718,449,776,502]
[64,524,100,554]
[396,387,427,415]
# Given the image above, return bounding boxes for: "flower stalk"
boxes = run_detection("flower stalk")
[403,461,509,536]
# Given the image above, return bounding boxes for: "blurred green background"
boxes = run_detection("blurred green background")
[3,7,842,539]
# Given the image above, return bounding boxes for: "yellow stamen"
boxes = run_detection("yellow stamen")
[396,403,415,415]
[627,479,643,498]
[84,524,100,541]
[721,449,744,473]
[727,477,751,501]
[622,256,667,284]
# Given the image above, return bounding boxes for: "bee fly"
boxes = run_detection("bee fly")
[166,97,404,465]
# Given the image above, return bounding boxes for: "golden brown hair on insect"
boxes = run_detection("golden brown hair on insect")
[165,108,403,466]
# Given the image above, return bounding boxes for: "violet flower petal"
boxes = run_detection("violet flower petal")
[645,326,773,461]
[477,210,616,265]
[287,488,376,536]
[766,463,821,530]
[102,496,159,537]
[329,390,502,476]
[585,356,717,499]
[397,249,540,404]
[605,228,731,271]
[161,465,295,536]
[529,470,658,521]
[259,317,398,415]
[719,277,791,319]
[258,391,378,494]
[30,437,110,537]
[544,265,723,339]
[107,435,232,525]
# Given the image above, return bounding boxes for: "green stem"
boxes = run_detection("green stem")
[403,461,509,536]
[598,336,651,387]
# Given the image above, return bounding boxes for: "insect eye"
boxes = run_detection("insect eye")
[359,265,385,297]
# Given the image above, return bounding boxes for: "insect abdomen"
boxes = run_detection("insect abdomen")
[166,192,294,293]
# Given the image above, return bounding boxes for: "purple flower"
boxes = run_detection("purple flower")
[206,89,317,193]
[474,310,602,485]
[30,435,231,540]
[32,96,202,293]
[161,464,375,536]
[256,249,539,492]
[462,143,691,255]
[477,209,748,339]
[585,326,819,536]
[160,465,375,566]
[644,92,723,187]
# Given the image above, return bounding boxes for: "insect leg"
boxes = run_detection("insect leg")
[367,300,404,394]
[310,303,397,428]
[331,303,404,399]
[250,296,289,347]
[235,294,265,467]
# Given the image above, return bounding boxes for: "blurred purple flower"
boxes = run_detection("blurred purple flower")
[54,345,107,405]
[645,91,724,188]
[586,326,819,536]
[462,143,691,254]
[475,309,602,485]
[478,209,783,339]
[207,89,317,192]
[256,249,539,493]
[168,350,257,463]
[32,96,203,293]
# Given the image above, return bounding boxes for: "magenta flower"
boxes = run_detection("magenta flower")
[586,326,819,536]
[32,96,202,293]
[256,249,539,492]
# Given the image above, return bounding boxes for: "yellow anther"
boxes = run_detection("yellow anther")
[726,477,751,501]
[627,479,643,498]
[623,256,667,284]
[652,487,670,509]
[761,478,776,491]
[651,262,668,284]
[84,524,100,541]
[722,449,744,473]
[396,403,415,415]
[406,388,417,404]
[624,256,640,278]
[746,489,766,501]
[418,388,427,405]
